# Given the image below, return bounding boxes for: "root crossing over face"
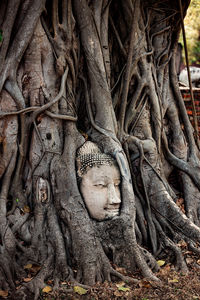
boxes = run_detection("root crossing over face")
[80,164,121,221]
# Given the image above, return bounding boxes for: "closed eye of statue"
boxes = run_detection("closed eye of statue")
[94,184,107,188]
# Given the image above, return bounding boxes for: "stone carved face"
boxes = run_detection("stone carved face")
[80,164,121,221]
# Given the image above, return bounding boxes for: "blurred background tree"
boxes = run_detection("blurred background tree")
[179,0,200,64]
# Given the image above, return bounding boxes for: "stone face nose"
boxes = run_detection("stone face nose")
[107,184,121,205]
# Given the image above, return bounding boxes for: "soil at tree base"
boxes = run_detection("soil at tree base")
[41,263,200,300]
[8,251,200,300]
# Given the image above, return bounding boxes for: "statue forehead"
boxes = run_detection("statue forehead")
[82,164,121,182]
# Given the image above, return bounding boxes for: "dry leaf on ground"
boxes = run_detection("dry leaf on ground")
[116,282,125,288]
[139,280,151,288]
[42,286,52,293]
[24,264,32,269]
[168,278,179,283]
[114,290,123,297]
[73,286,88,295]
[23,205,31,213]
[157,260,165,267]
[118,286,130,291]
[0,290,8,298]
[23,277,33,282]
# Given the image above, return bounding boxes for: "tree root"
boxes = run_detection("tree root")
[19,254,53,300]
[187,241,200,255]
[0,251,15,290]
[139,246,159,272]
[154,218,188,273]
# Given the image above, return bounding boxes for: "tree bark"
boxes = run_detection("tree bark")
[1,0,200,299]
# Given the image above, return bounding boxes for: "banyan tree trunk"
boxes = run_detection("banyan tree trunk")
[1,0,200,298]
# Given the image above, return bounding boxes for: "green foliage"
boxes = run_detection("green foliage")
[179,0,200,64]
[192,40,200,62]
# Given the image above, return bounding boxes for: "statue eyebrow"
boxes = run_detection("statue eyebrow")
[92,176,120,183]
[92,176,109,182]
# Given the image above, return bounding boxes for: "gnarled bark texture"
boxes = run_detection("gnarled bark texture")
[0,0,200,298]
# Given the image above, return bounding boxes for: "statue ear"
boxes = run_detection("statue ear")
[36,177,50,204]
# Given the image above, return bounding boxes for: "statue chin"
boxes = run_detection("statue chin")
[104,209,120,220]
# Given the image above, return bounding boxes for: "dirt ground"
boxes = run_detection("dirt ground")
[2,242,200,300]
[41,261,200,300]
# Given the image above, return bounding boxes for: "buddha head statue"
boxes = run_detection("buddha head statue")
[76,141,121,221]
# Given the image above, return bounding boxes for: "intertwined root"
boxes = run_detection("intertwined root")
[0,0,199,299]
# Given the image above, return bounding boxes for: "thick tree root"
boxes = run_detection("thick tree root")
[139,246,159,272]
[14,255,53,300]
[154,218,188,272]
[0,251,15,290]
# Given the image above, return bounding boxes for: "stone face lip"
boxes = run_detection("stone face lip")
[104,204,120,218]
